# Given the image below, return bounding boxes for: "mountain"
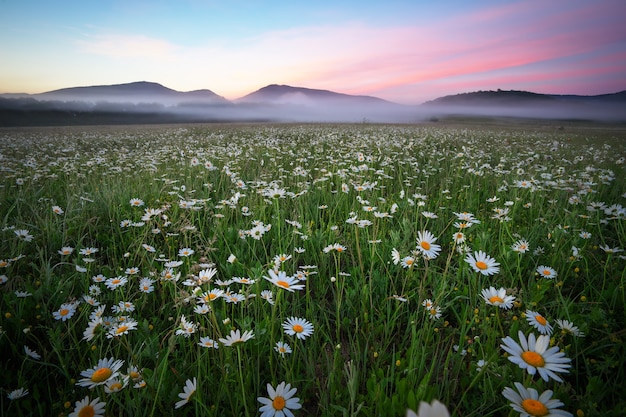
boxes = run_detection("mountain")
[36,81,228,105]
[232,84,415,123]
[422,89,626,121]
[237,84,397,106]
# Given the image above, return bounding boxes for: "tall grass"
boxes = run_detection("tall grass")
[1,123,624,416]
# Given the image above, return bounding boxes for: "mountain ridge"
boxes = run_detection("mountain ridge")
[1,82,625,125]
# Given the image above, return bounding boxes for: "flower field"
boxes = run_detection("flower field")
[1,123,624,416]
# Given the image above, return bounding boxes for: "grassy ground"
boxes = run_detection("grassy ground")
[1,122,624,416]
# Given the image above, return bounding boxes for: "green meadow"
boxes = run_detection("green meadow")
[1,123,624,416]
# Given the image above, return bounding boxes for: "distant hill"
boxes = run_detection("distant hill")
[35,81,228,105]
[423,89,626,106]
[237,84,397,107]
[422,89,626,121]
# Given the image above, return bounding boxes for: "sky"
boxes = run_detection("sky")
[0,0,624,104]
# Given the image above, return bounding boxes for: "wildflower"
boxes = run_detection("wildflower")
[198,288,224,303]
[14,229,34,242]
[428,306,442,320]
[391,248,401,264]
[104,376,129,394]
[406,400,450,417]
[52,205,64,215]
[555,319,585,337]
[175,377,197,409]
[600,244,624,254]
[227,254,236,263]
[452,232,465,245]
[178,247,195,257]
[502,382,572,417]
[92,274,106,283]
[129,198,144,207]
[24,345,41,360]
[273,253,292,265]
[161,267,180,282]
[274,341,293,356]
[198,336,219,349]
[68,396,106,417]
[481,287,516,309]
[112,301,135,314]
[141,207,162,222]
[283,317,314,340]
[512,239,530,254]
[176,315,197,337]
[260,290,275,305]
[536,266,557,279]
[258,381,302,417]
[526,310,553,335]
[142,243,156,252]
[500,331,571,382]
[76,358,124,388]
[422,299,434,309]
[83,317,103,341]
[79,247,99,256]
[105,276,128,290]
[579,231,591,239]
[53,302,77,321]
[232,276,256,285]
[401,256,416,269]
[323,243,347,253]
[7,388,29,400]
[219,329,255,346]
[465,251,500,276]
[138,277,155,294]
[107,319,138,338]
[124,267,140,275]
[415,230,441,259]
[264,270,305,292]
[198,268,218,283]
[224,292,246,304]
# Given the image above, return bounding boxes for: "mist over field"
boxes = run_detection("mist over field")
[1,82,625,125]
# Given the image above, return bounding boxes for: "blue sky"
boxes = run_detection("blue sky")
[1,0,624,103]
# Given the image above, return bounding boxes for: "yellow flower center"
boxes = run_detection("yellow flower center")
[109,382,122,391]
[430,308,438,316]
[272,396,286,410]
[130,371,140,379]
[60,309,70,316]
[521,351,545,367]
[276,281,290,289]
[293,324,304,333]
[111,279,121,285]
[420,241,431,251]
[91,367,113,383]
[535,315,547,326]
[521,398,549,416]
[489,296,504,304]
[542,269,551,276]
[475,261,488,270]
[78,405,95,417]
[115,325,129,334]
[208,293,217,300]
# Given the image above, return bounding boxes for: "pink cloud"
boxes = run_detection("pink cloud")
[298,0,625,103]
